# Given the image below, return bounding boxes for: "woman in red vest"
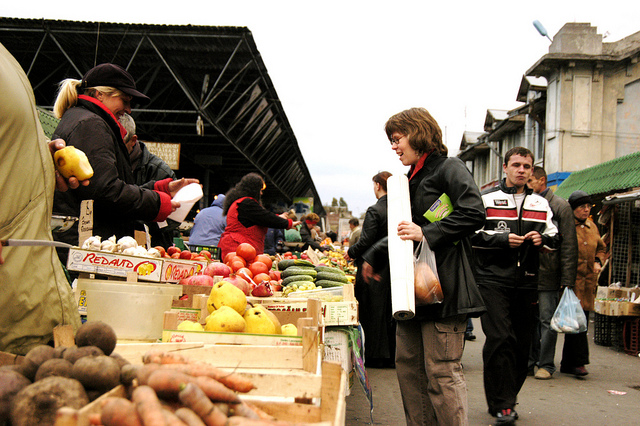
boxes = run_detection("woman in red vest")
[218,173,299,259]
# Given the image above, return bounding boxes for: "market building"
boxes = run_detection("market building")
[458,22,640,192]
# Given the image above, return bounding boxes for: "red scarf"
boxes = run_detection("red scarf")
[408,149,435,181]
[78,95,128,140]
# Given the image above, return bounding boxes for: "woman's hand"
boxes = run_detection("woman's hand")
[168,178,200,197]
[49,139,90,191]
[397,220,422,242]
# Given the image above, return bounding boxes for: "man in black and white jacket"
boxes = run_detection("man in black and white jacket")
[471,147,559,425]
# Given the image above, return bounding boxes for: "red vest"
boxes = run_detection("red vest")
[218,197,267,259]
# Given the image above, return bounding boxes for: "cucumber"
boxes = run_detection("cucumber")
[316,271,349,283]
[315,265,345,275]
[281,267,318,279]
[282,275,314,286]
[314,280,345,288]
[277,259,315,270]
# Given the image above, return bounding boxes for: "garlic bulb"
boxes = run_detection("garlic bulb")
[133,246,148,257]
[121,247,137,256]
[82,236,101,250]
[117,236,138,251]
[147,247,162,258]
[100,237,117,252]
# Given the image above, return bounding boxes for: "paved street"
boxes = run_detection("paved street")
[345,317,640,425]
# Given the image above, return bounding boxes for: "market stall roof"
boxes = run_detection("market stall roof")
[555,151,640,199]
[0,17,324,215]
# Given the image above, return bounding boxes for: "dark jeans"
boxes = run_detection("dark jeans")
[479,283,537,413]
[561,310,590,368]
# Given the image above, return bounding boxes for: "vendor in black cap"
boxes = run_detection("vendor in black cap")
[52,63,198,261]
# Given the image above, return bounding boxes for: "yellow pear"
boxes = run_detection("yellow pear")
[281,323,298,336]
[254,305,281,334]
[243,306,277,334]
[205,306,246,332]
[177,320,203,331]
[207,281,247,314]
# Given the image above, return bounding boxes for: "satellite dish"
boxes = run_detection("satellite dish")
[533,20,553,42]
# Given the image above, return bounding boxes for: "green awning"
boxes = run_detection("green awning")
[555,151,640,199]
[38,108,60,140]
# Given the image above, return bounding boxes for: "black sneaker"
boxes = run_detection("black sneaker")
[495,408,517,425]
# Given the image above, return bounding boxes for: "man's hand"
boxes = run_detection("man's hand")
[594,262,602,275]
[168,178,200,197]
[397,220,422,242]
[49,139,90,191]
[524,231,542,247]
[508,233,525,248]
[361,261,381,284]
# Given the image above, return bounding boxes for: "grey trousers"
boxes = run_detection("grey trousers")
[395,315,468,426]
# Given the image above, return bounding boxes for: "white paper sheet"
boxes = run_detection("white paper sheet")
[386,175,415,320]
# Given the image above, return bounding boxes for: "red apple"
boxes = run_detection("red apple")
[268,270,281,281]
[153,246,166,257]
[180,250,192,260]
[224,276,251,296]
[167,246,181,256]
[178,276,192,285]
[171,252,181,259]
[270,280,282,292]
[200,250,212,260]
[189,274,214,286]
[203,262,231,278]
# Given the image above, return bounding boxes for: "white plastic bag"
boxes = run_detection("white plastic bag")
[550,287,588,333]
[413,237,443,306]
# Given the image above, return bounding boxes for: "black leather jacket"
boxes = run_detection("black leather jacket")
[363,153,486,321]
[53,98,161,244]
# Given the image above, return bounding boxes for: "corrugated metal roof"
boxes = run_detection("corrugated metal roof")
[0,17,324,215]
[555,151,640,198]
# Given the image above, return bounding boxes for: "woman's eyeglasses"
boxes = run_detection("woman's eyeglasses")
[390,135,405,146]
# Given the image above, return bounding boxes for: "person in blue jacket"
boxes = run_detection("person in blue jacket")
[189,194,227,247]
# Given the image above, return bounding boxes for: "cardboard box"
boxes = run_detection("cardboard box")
[609,301,623,316]
[620,302,640,316]
[596,287,624,300]
[324,329,354,396]
[67,248,163,282]
[594,299,611,315]
[161,258,208,283]
[619,287,640,302]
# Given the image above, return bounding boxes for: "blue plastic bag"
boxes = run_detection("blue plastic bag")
[551,287,588,333]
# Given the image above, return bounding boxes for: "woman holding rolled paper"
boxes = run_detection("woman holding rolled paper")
[361,107,486,426]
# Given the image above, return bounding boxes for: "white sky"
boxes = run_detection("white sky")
[5,1,640,216]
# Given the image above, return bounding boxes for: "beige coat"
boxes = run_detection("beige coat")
[0,44,80,354]
[573,217,607,311]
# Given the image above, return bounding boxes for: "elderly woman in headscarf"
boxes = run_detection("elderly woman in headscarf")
[560,190,607,377]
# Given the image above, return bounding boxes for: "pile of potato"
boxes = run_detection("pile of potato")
[1,321,305,425]
[0,321,125,425]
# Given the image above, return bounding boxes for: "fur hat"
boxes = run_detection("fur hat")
[568,190,591,210]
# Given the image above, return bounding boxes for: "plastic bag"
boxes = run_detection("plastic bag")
[413,237,443,305]
[550,287,588,333]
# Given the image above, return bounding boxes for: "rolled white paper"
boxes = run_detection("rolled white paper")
[386,174,415,320]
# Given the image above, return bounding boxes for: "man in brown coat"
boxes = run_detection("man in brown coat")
[560,190,607,376]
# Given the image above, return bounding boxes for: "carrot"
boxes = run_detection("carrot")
[234,401,274,420]
[147,369,193,400]
[193,375,241,403]
[141,350,256,393]
[135,363,163,386]
[161,362,256,393]
[132,385,169,426]
[163,407,189,426]
[178,382,228,426]
[100,397,143,426]
[175,407,207,426]
[143,349,190,365]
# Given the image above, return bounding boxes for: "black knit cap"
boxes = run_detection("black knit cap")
[568,190,592,210]
[80,63,150,103]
